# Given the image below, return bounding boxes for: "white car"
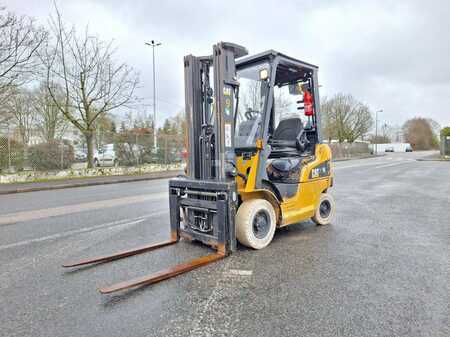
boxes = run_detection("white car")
[94,144,118,167]
[74,149,87,162]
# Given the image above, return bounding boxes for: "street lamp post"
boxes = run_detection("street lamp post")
[375,109,383,154]
[7,120,11,171]
[145,40,162,152]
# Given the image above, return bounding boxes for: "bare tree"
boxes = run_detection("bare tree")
[403,117,438,150]
[33,82,67,142]
[388,125,404,143]
[369,122,392,143]
[320,96,335,142]
[370,135,391,144]
[0,8,47,116]
[8,88,35,145]
[238,80,266,122]
[42,6,139,167]
[95,113,116,147]
[0,100,13,128]
[426,118,441,138]
[274,87,295,121]
[321,93,373,143]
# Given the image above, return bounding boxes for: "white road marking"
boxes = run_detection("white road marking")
[370,161,413,169]
[334,158,413,170]
[225,269,253,277]
[0,211,168,251]
[0,193,166,226]
[333,161,392,170]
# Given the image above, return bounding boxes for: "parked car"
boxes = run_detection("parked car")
[385,146,394,152]
[94,144,118,167]
[405,145,413,152]
[74,149,87,162]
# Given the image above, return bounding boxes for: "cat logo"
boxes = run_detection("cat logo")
[223,87,232,96]
[309,161,330,179]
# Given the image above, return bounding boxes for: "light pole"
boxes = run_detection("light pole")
[145,40,162,152]
[7,119,11,171]
[375,109,383,154]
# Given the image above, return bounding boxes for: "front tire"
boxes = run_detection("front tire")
[236,199,276,249]
[312,193,335,225]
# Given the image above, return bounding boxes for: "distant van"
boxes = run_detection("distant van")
[94,144,118,167]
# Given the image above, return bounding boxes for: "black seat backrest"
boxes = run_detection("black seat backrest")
[273,118,303,141]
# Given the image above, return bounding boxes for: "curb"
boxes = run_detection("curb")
[333,154,385,162]
[416,158,450,162]
[0,170,182,195]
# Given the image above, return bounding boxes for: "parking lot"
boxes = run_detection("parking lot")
[0,151,448,337]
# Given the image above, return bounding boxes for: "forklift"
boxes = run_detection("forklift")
[63,42,335,294]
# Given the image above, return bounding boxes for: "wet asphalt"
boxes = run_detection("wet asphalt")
[0,151,448,337]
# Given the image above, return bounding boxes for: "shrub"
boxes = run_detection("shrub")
[28,140,74,171]
[115,129,154,166]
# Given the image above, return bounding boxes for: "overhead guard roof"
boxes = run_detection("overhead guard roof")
[236,50,318,70]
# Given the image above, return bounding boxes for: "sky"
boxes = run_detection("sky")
[6,0,450,129]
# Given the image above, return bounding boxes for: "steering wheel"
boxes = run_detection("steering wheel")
[296,129,309,152]
[245,108,260,120]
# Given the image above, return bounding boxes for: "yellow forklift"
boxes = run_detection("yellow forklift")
[63,42,335,293]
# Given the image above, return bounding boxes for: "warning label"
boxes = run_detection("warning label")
[225,123,232,147]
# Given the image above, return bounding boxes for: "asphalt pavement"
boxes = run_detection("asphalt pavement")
[0,151,448,337]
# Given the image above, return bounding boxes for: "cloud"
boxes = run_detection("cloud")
[6,0,450,127]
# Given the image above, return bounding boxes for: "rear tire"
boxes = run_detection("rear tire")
[236,199,276,249]
[312,193,335,225]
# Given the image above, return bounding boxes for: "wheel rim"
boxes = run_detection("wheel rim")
[253,210,270,239]
[319,200,331,218]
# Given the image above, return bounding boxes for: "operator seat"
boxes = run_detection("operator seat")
[271,117,308,152]
[273,118,303,142]
[267,117,307,184]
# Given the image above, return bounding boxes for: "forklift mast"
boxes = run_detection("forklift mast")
[184,42,248,180]
[166,42,249,255]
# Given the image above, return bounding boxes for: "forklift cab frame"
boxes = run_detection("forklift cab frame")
[234,51,322,191]
[175,43,331,254]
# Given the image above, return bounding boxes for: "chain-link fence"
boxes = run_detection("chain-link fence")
[2,129,373,173]
[108,130,149,167]
[93,130,185,168]
[0,128,186,174]
[0,128,24,173]
[328,142,370,159]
